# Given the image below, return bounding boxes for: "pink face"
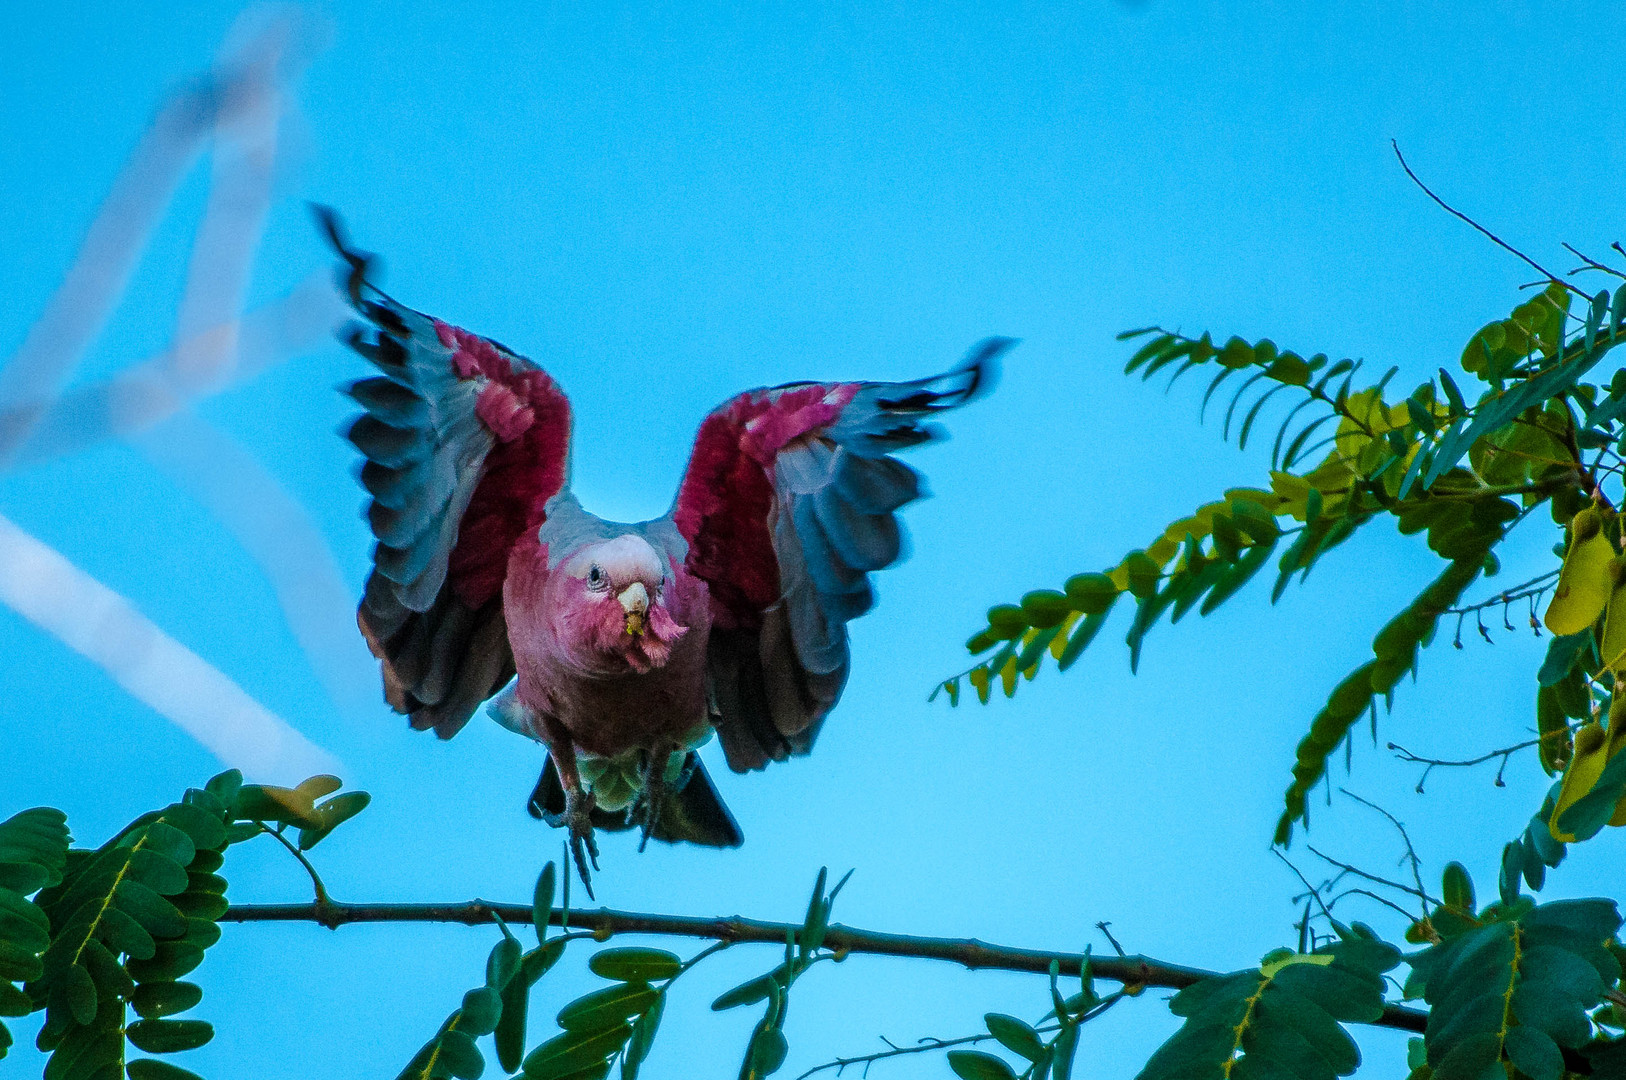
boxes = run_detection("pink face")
[554,535,687,674]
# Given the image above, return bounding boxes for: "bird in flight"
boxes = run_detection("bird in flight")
[322,210,1007,892]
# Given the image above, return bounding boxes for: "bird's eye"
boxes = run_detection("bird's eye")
[587,565,606,589]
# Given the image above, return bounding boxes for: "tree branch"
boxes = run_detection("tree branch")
[1391,141,1584,299]
[220,900,1430,1034]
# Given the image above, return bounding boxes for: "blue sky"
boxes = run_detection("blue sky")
[2,2,1624,1078]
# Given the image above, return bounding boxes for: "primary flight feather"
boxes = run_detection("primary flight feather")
[323,210,1008,892]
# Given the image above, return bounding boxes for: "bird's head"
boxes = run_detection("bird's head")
[557,534,687,674]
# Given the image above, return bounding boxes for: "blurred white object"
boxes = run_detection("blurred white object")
[0,514,337,782]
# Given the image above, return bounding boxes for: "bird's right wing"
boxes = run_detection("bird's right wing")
[324,210,573,737]
[670,339,1009,771]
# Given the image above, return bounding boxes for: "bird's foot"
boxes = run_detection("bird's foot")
[633,751,671,854]
[563,789,600,899]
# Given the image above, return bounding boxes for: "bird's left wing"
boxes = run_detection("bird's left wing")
[325,211,572,737]
[671,338,1011,772]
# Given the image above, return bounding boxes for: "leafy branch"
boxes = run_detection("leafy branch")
[942,233,1626,850]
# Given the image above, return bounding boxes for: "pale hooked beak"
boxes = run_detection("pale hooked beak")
[618,582,649,636]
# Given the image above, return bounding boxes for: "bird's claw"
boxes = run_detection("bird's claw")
[563,790,599,899]
[634,750,670,854]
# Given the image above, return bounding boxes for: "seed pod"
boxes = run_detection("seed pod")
[1600,555,1626,673]
[1610,694,1626,829]
[1550,723,1609,843]
[1545,507,1616,635]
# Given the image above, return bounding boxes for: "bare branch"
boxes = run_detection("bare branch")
[1388,723,1576,792]
[1391,141,1585,299]
[1339,790,1428,915]
[220,899,1431,1034]
[1562,242,1626,281]
[1305,845,1442,909]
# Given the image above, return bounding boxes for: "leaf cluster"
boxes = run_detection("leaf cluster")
[946,955,1104,1080]
[946,275,1626,848]
[2,771,371,1080]
[1136,935,1398,1080]
[1404,886,1625,1080]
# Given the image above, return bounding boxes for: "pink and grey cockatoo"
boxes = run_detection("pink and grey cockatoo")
[323,211,1007,890]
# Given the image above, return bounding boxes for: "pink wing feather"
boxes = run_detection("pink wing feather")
[671,339,1010,771]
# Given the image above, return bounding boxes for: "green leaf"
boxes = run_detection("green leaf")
[948,1050,1019,1080]
[1063,573,1120,615]
[533,863,557,942]
[1511,979,1593,1049]
[1056,609,1111,672]
[1555,747,1626,842]
[204,769,243,807]
[1521,898,1621,940]
[0,808,70,890]
[1441,863,1475,913]
[127,1060,207,1080]
[296,791,371,851]
[744,1023,788,1078]
[712,966,788,1011]
[1432,1031,1502,1080]
[231,785,319,828]
[125,1019,213,1054]
[0,981,30,1017]
[131,981,203,1019]
[1123,551,1162,598]
[125,942,205,983]
[487,936,523,993]
[155,804,225,854]
[984,1014,1045,1062]
[522,1023,633,1079]
[1020,590,1073,629]
[459,985,503,1036]
[1501,1026,1563,1080]
[557,982,658,1033]
[1052,1023,1079,1080]
[587,948,680,983]
[295,774,343,801]
[115,880,188,939]
[621,993,663,1080]
[436,1029,485,1080]
[63,961,98,1025]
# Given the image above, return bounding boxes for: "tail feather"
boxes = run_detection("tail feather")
[527,753,743,849]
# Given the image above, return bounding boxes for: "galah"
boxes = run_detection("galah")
[323,211,1007,891]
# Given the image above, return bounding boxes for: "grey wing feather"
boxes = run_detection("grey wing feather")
[330,221,538,739]
[709,336,1010,772]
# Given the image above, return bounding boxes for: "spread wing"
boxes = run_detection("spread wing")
[324,210,572,738]
[672,338,1011,772]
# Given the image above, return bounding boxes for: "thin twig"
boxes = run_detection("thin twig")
[1391,141,1585,300]
[1442,570,1560,620]
[1329,888,1423,922]
[1339,790,1428,916]
[1561,242,1626,281]
[1305,845,1442,908]
[797,994,1128,1080]
[1388,724,1576,792]
[258,824,338,926]
[1096,922,1127,957]
[1273,850,1336,925]
[793,1030,1017,1080]
[220,898,1433,1033]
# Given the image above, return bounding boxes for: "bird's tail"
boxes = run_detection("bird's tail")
[528,752,743,848]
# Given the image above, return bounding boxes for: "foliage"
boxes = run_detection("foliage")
[1137,935,1399,1080]
[10,247,1626,1080]
[0,771,370,1080]
[940,278,1626,849]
